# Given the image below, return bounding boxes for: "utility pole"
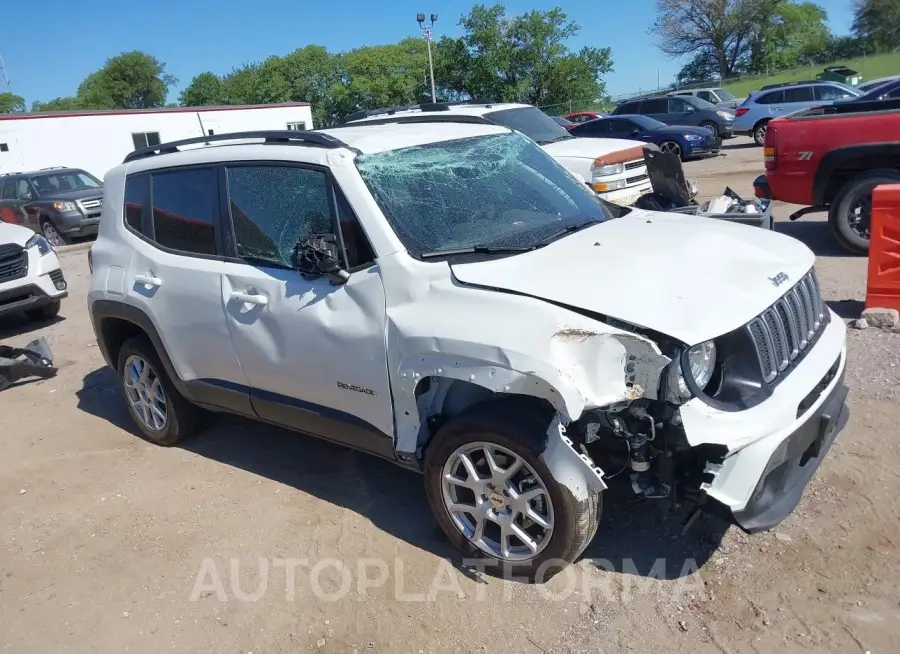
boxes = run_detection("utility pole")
[417,13,438,103]
[0,54,12,94]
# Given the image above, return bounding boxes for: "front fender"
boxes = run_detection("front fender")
[390,330,671,454]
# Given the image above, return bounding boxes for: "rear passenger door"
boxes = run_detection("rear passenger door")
[666,97,698,126]
[218,162,395,455]
[640,98,670,123]
[122,167,252,413]
[782,85,815,112]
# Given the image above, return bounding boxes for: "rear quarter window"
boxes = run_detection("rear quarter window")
[123,175,150,233]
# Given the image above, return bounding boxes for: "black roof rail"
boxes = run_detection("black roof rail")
[759,79,819,91]
[342,99,500,124]
[327,114,498,129]
[123,130,355,164]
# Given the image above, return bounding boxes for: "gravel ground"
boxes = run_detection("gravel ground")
[1,137,898,653]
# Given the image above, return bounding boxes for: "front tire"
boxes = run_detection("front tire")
[116,335,203,445]
[25,300,60,322]
[41,220,70,247]
[699,121,719,137]
[659,140,683,160]
[828,169,900,255]
[424,400,602,580]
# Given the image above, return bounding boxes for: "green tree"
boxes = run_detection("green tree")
[220,64,263,105]
[179,72,224,106]
[31,96,81,112]
[747,1,832,73]
[435,4,612,107]
[853,0,900,53]
[0,92,25,113]
[76,51,177,109]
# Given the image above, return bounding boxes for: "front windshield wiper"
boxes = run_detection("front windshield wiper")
[535,218,604,247]
[536,134,575,145]
[420,245,538,259]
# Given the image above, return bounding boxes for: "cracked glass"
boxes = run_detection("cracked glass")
[355,132,611,256]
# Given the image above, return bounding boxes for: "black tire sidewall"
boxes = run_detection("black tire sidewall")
[116,335,191,446]
[829,171,900,255]
[423,404,599,580]
[753,121,768,146]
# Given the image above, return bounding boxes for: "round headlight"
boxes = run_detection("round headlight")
[687,340,717,389]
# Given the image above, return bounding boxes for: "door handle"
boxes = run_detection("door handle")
[230,290,268,306]
[134,274,163,287]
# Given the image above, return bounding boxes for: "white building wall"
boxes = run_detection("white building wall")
[0,103,314,179]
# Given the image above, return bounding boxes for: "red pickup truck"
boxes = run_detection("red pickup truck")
[753,99,900,254]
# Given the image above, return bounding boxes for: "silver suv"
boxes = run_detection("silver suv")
[734,81,861,145]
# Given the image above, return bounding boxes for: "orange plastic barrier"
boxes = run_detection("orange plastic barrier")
[866,184,900,311]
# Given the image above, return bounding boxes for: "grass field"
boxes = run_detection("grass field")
[722,52,900,97]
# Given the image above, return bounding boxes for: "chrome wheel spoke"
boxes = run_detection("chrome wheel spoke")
[441,441,555,562]
[123,355,168,432]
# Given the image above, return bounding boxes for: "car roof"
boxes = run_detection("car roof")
[345,102,531,124]
[1,167,83,177]
[119,123,514,174]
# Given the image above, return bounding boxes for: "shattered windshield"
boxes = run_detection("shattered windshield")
[355,132,612,257]
[484,107,574,144]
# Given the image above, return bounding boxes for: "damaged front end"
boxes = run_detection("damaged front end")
[0,337,57,391]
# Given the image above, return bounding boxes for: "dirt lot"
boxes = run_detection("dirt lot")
[2,137,899,653]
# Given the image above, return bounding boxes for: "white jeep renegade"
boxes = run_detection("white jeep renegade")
[88,123,848,578]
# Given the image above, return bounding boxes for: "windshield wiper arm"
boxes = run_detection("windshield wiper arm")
[537,134,575,145]
[535,219,603,247]
[420,245,538,259]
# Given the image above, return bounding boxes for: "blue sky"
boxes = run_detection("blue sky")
[3,0,855,107]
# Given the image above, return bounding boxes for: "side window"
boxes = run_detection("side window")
[132,132,162,150]
[227,165,333,268]
[697,91,714,103]
[783,86,814,103]
[123,174,150,233]
[0,179,15,200]
[641,98,668,113]
[335,188,375,270]
[617,101,639,114]
[16,180,32,199]
[579,120,609,136]
[151,167,218,255]
[756,90,784,105]
[608,119,636,133]
[668,97,691,112]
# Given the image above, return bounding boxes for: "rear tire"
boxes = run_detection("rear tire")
[828,169,900,255]
[116,335,204,446]
[752,120,769,146]
[424,399,602,581]
[25,300,60,321]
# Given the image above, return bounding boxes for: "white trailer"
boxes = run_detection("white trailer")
[0,102,314,179]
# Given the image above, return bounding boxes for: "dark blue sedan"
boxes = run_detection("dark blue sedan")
[568,114,720,160]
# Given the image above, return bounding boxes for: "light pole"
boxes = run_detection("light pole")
[417,13,438,103]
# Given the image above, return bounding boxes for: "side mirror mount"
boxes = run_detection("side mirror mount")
[684,105,695,113]
[21,192,33,202]
[630,128,641,135]
[295,234,350,285]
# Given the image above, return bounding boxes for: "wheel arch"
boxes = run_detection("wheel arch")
[813,144,900,206]
[90,299,189,397]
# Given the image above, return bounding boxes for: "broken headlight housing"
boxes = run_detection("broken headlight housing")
[25,234,52,256]
[667,340,717,402]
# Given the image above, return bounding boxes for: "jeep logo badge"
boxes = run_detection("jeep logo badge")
[769,272,789,287]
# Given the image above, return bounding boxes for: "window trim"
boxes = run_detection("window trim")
[219,160,377,274]
[123,163,226,262]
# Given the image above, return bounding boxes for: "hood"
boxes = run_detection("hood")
[450,210,815,345]
[0,221,34,247]
[541,136,648,160]
[37,187,103,202]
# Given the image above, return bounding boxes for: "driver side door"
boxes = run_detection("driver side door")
[219,162,395,457]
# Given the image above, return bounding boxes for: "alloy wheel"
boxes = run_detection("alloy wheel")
[123,355,168,431]
[42,222,62,247]
[440,442,554,561]
[659,141,682,157]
